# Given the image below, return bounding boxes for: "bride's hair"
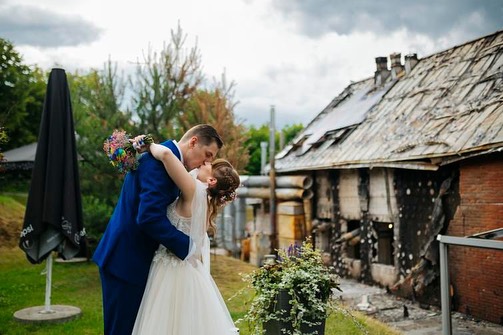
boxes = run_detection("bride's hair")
[206,159,240,233]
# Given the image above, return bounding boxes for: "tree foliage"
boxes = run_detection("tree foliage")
[131,24,203,139]
[282,123,304,145]
[129,25,249,171]
[3,26,253,239]
[244,123,304,175]
[69,61,132,241]
[0,38,46,150]
[179,75,249,172]
[244,124,269,175]
[70,27,248,238]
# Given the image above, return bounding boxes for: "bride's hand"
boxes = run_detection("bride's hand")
[131,135,150,153]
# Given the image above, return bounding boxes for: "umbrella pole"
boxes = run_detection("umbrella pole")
[42,253,54,314]
[13,250,83,322]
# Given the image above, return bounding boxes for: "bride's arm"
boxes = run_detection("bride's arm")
[148,143,195,201]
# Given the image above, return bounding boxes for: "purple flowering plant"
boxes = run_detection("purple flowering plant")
[237,237,342,335]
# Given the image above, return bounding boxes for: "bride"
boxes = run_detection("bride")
[131,140,241,335]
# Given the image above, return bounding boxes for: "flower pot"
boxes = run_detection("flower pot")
[264,290,326,335]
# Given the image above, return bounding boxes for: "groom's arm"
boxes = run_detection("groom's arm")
[136,150,191,260]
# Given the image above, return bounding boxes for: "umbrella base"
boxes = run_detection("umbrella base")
[55,257,88,263]
[13,305,81,324]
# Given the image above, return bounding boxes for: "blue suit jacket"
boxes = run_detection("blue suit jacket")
[93,140,190,285]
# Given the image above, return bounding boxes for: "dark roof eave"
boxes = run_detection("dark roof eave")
[274,161,439,173]
[273,144,503,173]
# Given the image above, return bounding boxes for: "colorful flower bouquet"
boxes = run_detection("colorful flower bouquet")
[103,130,153,174]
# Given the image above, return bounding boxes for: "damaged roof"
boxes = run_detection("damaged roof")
[275,30,503,172]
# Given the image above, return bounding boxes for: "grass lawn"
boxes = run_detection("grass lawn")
[0,248,400,335]
[0,193,401,334]
[0,247,103,335]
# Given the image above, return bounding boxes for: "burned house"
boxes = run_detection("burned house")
[273,30,503,324]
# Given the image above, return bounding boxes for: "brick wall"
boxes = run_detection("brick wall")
[447,154,503,324]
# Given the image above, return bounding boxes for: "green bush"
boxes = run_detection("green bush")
[0,169,31,192]
[82,195,112,251]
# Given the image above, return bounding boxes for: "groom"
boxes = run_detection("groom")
[93,124,223,335]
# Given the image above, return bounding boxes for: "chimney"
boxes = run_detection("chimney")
[404,53,418,74]
[374,56,390,86]
[390,52,404,79]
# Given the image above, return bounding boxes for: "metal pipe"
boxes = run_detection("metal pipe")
[227,201,238,257]
[237,187,313,200]
[438,238,452,335]
[215,212,225,247]
[240,175,314,189]
[335,228,361,243]
[348,236,361,246]
[438,235,503,250]
[234,197,246,239]
[234,197,246,257]
[436,234,503,334]
[42,253,54,314]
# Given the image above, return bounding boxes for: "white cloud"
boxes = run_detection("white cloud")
[1,0,500,128]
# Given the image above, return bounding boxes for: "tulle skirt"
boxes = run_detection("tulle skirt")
[132,255,239,335]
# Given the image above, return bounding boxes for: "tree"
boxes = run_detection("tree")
[244,124,269,175]
[179,74,249,172]
[0,38,46,150]
[129,24,248,172]
[130,24,203,140]
[281,123,304,145]
[67,26,249,239]
[69,60,132,241]
[244,123,304,175]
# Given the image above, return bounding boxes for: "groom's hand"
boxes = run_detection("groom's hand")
[186,255,199,268]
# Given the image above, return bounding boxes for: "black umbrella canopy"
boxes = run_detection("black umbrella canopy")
[19,68,85,264]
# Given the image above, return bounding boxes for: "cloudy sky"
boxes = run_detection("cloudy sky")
[1,0,501,128]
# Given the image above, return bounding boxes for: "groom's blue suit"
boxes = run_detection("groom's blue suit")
[93,140,190,335]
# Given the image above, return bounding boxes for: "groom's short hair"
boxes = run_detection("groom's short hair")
[181,124,224,148]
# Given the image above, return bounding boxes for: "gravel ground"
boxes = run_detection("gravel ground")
[336,278,503,335]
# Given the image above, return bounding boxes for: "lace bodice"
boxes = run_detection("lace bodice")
[166,200,191,234]
[153,200,192,266]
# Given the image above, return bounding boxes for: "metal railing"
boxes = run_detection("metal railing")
[437,230,503,335]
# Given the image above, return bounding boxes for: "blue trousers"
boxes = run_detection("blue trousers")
[99,269,145,335]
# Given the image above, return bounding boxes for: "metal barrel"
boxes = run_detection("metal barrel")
[239,175,313,189]
[237,187,313,200]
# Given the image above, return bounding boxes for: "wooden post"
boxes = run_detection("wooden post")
[269,105,277,252]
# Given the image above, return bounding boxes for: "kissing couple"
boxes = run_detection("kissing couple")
[93,124,241,334]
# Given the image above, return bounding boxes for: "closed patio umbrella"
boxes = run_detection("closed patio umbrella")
[20,68,85,263]
[15,68,84,322]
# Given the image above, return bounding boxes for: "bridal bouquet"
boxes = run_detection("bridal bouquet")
[103,130,153,174]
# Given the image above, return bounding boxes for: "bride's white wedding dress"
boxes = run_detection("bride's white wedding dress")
[132,179,239,335]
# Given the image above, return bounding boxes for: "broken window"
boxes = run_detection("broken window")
[373,221,394,265]
[346,220,361,260]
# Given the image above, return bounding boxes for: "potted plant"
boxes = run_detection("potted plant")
[239,238,341,335]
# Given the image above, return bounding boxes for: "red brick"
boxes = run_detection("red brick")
[447,157,503,324]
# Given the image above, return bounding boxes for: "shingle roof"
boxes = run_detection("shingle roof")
[275,30,503,172]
